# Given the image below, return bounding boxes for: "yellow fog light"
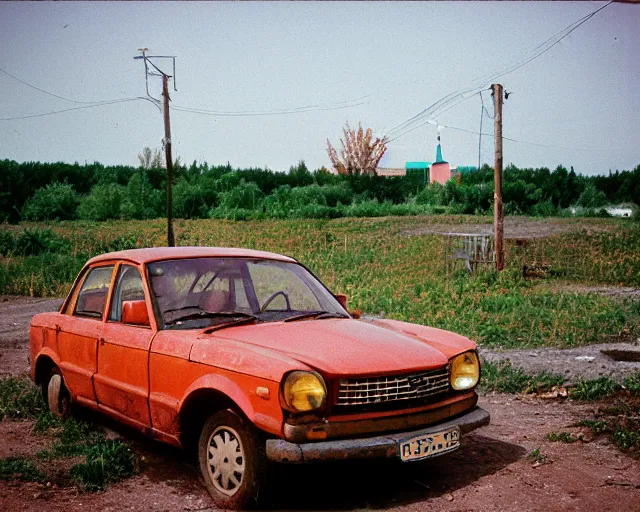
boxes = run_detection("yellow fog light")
[450,351,480,391]
[281,371,327,412]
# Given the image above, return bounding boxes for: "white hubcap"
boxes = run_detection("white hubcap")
[48,374,64,417]
[206,426,245,496]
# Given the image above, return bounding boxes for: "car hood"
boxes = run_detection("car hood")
[204,318,476,377]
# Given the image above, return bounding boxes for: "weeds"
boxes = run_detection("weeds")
[571,377,621,401]
[0,377,137,490]
[526,448,549,465]
[546,432,579,443]
[0,456,46,483]
[0,377,45,419]
[479,360,564,394]
[70,440,136,491]
[575,419,608,435]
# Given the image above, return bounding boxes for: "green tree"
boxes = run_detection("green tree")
[77,183,125,221]
[21,182,79,221]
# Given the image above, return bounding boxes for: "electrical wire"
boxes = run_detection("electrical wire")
[0,97,158,121]
[171,98,369,117]
[436,122,616,153]
[384,1,612,142]
[0,66,140,105]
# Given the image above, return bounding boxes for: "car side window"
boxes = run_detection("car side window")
[109,265,146,322]
[74,266,114,319]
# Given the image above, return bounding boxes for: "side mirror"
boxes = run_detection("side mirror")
[335,293,348,309]
[335,293,362,319]
[122,300,150,326]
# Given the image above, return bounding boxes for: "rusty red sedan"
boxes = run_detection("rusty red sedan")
[30,247,489,509]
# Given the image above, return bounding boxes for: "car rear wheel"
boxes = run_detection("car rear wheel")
[198,409,268,510]
[43,367,71,419]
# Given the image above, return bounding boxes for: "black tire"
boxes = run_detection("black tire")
[198,409,269,510]
[42,366,71,419]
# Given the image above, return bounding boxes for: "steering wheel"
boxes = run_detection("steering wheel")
[260,290,291,312]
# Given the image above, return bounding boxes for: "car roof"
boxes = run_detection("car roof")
[86,246,297,266]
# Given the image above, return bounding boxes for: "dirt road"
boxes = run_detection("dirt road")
[1,296,639,511]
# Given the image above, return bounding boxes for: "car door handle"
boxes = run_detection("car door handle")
[99,337,105,346]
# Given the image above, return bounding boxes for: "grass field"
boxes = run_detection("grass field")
[1,215,639,349]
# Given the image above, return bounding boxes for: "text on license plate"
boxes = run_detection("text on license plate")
[399,427,460,462]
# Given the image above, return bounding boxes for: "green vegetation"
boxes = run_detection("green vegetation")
[1,158,638,223]
[70,440,136,491]
[545,432,579,443]
[0,456,46,483]
[571,376,621,401]
[0,377,137,490]
[0,376,45,419]
[526,448,549,465]
[479,361,564,393]
[1,217,639,346]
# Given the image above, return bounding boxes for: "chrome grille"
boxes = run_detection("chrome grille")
[336,367,450,408]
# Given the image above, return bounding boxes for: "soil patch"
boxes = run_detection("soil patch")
[481,342,640,384]
[403,217,617,239]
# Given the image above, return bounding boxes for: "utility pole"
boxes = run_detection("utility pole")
[134,49,177,247]
[492,83,504,271]
[162,75,175,247]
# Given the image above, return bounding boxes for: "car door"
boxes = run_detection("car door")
[56,264,114,404]
[93,263,155,427]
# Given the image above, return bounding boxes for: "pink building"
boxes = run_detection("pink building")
[430,136,451,185]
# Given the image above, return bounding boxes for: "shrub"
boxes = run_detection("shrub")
[0,229,16,256]
[217,180,264,211]
[120,172,163,220]
[578,183,608,208]
[173,179,211,219]
[14,228,70,256]
[77,183,125,221]
[415,182,445,205]
[21,182,79,221]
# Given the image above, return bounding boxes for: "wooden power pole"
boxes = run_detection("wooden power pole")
[492,83,504,271]
[134,50,177,247]
[162,75,175,247]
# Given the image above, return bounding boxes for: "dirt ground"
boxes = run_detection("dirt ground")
[1,296,639,511]
[402,217,618,239]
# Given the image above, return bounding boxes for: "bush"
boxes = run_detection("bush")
[21,182,79,221]
[14,228,70,256]
[415,182,445,205]
[217,180,264,211]
[77,183,125,221]
[578,183,608,208]
[0,229,16,256]
[120,172,163,220]
[173,179,211,219]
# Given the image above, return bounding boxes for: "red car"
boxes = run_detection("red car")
[30,247,489,509]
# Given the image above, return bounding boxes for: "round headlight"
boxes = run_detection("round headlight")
[281,371,327,412]
[450,351,480,391]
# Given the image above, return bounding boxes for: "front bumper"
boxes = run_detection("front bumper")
[266,406,490,463]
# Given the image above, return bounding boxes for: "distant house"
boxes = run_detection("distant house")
[376,136,453,185]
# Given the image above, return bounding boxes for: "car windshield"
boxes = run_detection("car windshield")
[147,257,349,329]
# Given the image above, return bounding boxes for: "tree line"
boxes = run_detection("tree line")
[0,157,638,223]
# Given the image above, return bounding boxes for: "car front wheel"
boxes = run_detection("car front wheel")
[198,409,268,510]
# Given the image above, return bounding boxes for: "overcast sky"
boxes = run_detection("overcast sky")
[0,1,638,175]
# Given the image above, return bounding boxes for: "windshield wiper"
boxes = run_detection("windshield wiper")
[283,311,349,323]
[165,311,259,326]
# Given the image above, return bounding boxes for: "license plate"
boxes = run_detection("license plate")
[399,427,460,462]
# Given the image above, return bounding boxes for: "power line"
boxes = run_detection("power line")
[171,98,369,117]
[1,62,368,119]
[436,122,618,153]
[0,66,139,105]
[0,97,156,121]
[384,1,612,142]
